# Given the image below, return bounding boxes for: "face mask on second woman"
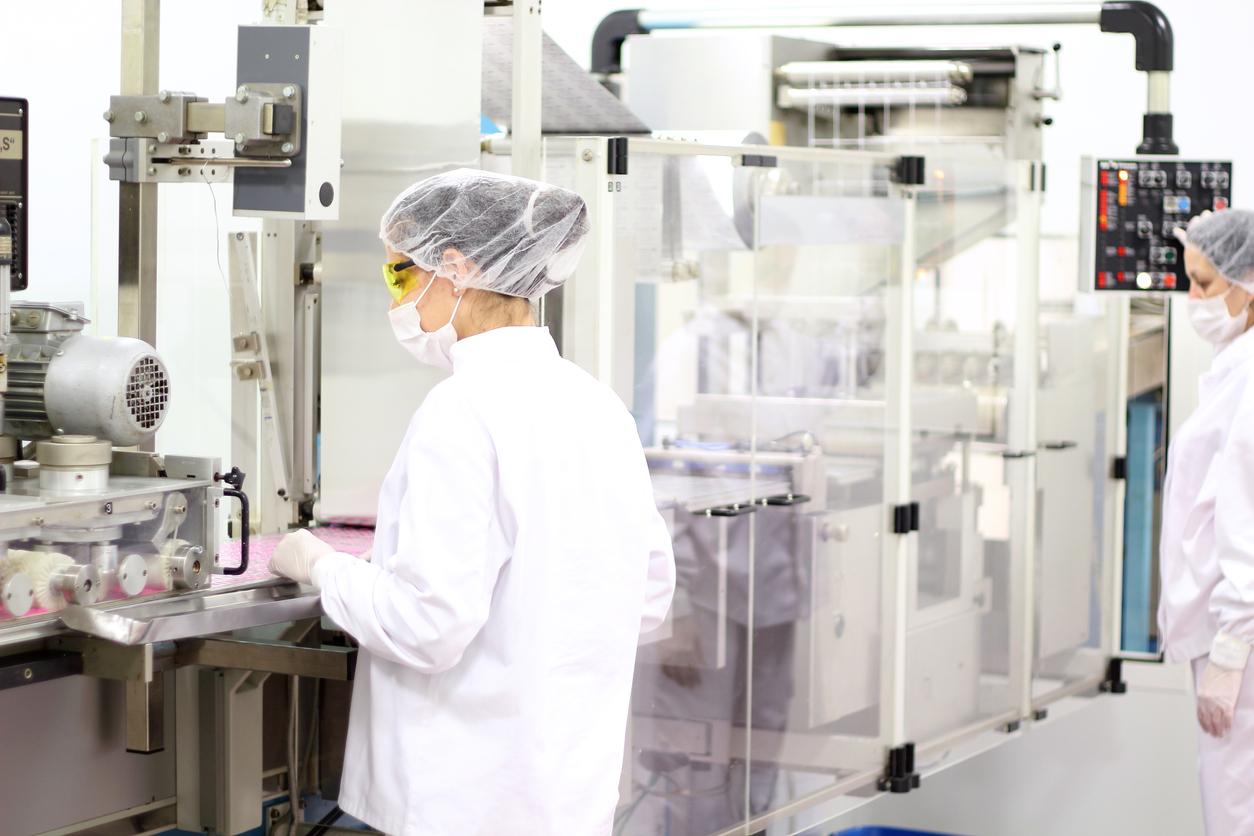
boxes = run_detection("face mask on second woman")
[1188,288,1249,348]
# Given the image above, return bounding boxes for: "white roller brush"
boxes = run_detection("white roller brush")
[9,549,102,612]
[0,554,34,617]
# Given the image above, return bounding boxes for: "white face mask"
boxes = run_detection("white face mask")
[388,277,463,371]
[1188,288,1248,349]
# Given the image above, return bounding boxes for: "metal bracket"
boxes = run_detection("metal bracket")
[1101,657,1129,694]
[0,649,83,691]
[606,135,629,175]
[176,637,356,680]
[892,155,926,186]
[877,742,921,793]
[892,502,920,535]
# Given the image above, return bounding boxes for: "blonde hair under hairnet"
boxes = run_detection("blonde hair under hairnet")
[379,169,590,300]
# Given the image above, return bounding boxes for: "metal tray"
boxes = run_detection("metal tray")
[56,582,321,645]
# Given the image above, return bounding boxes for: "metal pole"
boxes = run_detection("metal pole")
[1008,161,1043,719]
[118,0,160,347]
[638,4,1103,30]
[511,0,543,180]
[1146,70,1171,114]
[878,188,916,748]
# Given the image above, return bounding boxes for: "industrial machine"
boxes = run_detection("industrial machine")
[554,3,1191,833]
[0,2,1217,835]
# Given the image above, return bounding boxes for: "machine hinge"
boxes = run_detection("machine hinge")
[892,155,926,186]
[1112,455,1128,481]
[738,153,778,168]
[878,742,921,794]
[1101,657,1129,695]
[1029,161,1048,193]
[607,136,629,175]
[892,501,920,535]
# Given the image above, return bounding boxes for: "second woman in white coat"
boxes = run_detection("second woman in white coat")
[1159,209,1254,835]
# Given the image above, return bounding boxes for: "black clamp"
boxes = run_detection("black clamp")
[892,156,926,186]
[739,154,778,168]
[1111,456,1128,481]
[1101,657,1129,695]
[1041,440,1077,451]
[892,502,920,535]
[607,136,629,176]
[215,467,250,576]
[878,742,921,794]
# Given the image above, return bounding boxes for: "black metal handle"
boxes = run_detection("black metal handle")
[215,468,250,576]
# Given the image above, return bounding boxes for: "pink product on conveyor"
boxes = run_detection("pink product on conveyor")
[214,526,375,589]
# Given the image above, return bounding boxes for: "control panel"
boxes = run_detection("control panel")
[0,98,26,291]
[1081,157,1233,293]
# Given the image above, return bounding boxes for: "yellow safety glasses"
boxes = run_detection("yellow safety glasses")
[382,258,420,302]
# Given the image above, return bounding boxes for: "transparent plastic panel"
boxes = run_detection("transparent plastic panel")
[1033,298,1115,701]
[743,153,903,824]
[907,154,1020,745]
[620,151,759,836]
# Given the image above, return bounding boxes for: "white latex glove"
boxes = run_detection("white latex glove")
[1198,633,1251,738]
[269,529,335,586]
[357,547,372,563]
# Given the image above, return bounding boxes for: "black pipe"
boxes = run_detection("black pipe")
[592,3,1179,154]
[1100,1,1177,154]
[1099,1,1173,72]
[591,9,645,76]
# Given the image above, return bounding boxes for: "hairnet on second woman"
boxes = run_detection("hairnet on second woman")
[379,168,590,300]
[1189,209,1254,290]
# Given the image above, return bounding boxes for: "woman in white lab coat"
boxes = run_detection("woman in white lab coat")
[1159,209,1254,835]
[269,169,677,836]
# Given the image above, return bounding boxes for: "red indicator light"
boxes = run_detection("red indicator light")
[1101,171,1111,186]
[1164,273,1178,288]
[1117,272,1127,281]
[1215,196,1230,211]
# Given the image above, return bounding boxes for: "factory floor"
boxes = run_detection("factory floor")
[794,662,1203,836]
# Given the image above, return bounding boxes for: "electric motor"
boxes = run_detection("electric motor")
[4,303,170,446]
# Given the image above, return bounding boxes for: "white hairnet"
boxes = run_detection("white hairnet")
[1189,209,1254,290]
[379,169,589,300]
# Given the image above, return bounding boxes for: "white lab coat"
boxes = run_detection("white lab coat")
[313,326,676,836]
[1160,326,1254,835]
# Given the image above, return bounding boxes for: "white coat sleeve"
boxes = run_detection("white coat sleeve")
[313,386,503,673]
[640,508,677,635]
[1209,388,1254,645]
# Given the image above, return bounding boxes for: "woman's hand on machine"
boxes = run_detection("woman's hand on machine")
[270,529,336,587]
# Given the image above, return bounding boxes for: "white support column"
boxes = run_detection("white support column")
[1007,160,1043,718]
[561,138,634,400]
[879,189,916,748]
[511,0,543,179]
[1101,298,1131,656]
